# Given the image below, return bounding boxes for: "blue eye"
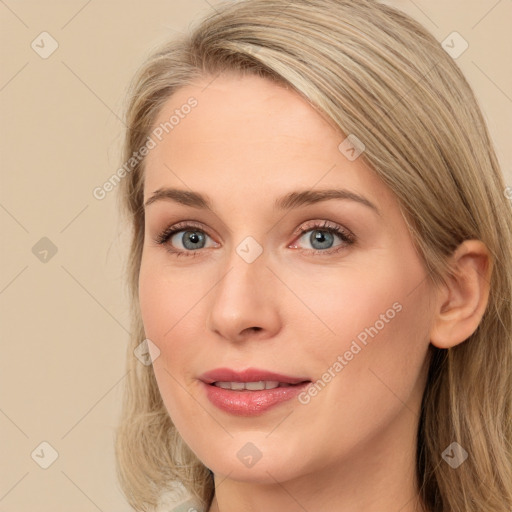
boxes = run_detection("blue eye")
[173,230,207,250]
[299,229,337,250]
[154,220,355,257]
[154,223,214,256]
[293,221,355,253]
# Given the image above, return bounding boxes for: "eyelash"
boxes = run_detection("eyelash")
[153,220,356,258]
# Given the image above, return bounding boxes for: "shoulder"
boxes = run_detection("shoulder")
[155,481,205,512]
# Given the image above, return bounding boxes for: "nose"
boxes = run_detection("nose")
[206,246,281,344]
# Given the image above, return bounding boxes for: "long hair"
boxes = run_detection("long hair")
[114,1,512,510]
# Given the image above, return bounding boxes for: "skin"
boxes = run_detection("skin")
[139,72,491,512]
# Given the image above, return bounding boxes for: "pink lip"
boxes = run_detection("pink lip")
[199,367,311,416]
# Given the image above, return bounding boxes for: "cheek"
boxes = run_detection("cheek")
[138,254,205,342]
[139,263,169,343]
[138,255,214,418]
[292,246,430,360]
[294,248,432,442]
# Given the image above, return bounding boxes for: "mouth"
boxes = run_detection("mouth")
[199,368,312,416]
[199,367,310,386]
[210,380,307,390]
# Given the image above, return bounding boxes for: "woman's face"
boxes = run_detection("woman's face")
[139,72,435,483]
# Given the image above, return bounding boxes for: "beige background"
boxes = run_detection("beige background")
[1,1,510,510]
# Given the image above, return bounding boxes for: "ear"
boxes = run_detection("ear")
[430,240,493,349]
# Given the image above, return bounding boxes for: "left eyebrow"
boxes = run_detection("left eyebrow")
[274,188,380,216]
[143,187,380,216]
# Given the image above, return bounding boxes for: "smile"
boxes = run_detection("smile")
[212,381,297,390]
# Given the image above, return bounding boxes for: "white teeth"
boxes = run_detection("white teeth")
[216,382,233,389]
[245,381,266,391]
[213,381,283,390]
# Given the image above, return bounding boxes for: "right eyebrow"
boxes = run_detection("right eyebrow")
[144,188,212,209]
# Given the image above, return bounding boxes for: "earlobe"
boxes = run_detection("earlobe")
[430,240,492,349]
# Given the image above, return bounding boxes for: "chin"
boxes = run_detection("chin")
[197,439,309,484]
[210,460,299,484]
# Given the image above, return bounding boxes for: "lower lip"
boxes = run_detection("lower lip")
[203,382,310,416]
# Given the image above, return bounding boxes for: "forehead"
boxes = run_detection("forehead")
[143,73,395,212]
[150,72,336,150]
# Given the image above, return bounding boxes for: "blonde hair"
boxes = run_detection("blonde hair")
[114,1,512,510]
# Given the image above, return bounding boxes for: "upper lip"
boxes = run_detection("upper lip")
[199,367,311,385]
